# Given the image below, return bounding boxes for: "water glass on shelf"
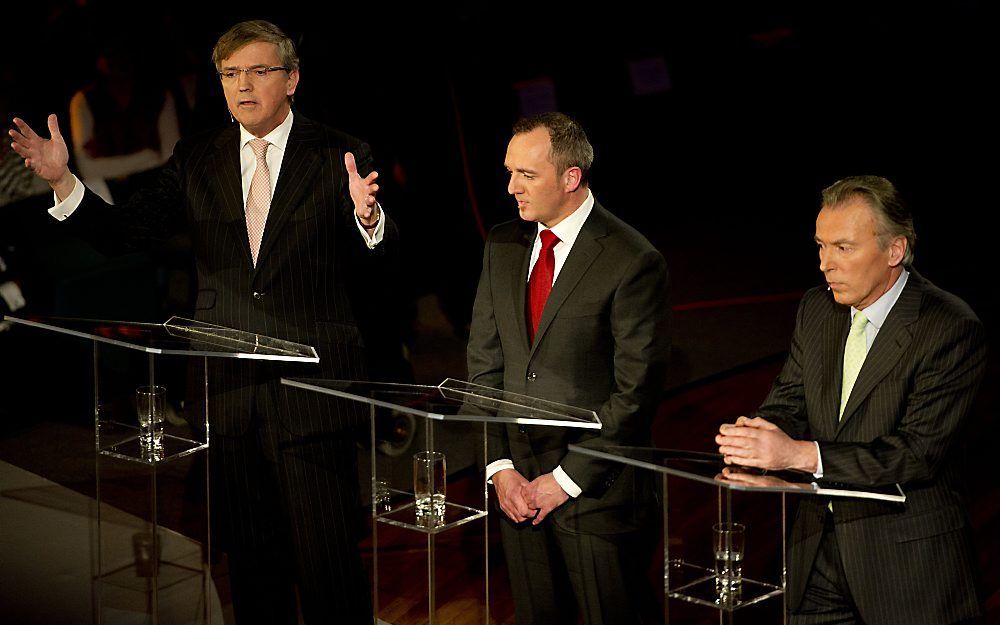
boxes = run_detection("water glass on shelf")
[136,385,166,452]
[413,450,446,519]
[713,521,745,604]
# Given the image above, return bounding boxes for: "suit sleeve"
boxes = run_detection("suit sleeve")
[466,236,511,463]
[55,149,185,256]
[560,248,671,494]
[819,316,986,486]
[752,295,812,440]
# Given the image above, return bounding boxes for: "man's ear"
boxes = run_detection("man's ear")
[564,167,582,193]
[888,236,906,268]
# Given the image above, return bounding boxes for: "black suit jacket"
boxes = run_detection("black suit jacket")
[756,270,985,625]
[64,113,398,436]
[467,200,670,534]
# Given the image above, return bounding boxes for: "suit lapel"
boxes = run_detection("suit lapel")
[208,125,253,265]
[835,273,921,436]
[528,205,607,359]
[255,115,322,270]
[819,298,850,439]
[500,223,535,351]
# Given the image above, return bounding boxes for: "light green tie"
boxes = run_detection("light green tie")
[839,311,869,420]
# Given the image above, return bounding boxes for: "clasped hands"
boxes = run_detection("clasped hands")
[492,469,569,526]
[715,415,818,473]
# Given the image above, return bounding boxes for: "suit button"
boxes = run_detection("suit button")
[253,291,263,300]
[518,425,527,434]
[527,372,537,382]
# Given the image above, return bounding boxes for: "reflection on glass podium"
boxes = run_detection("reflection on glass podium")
[0,459,224,624]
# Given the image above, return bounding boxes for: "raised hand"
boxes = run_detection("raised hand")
[9,115,74,197]
[344,151,380,226]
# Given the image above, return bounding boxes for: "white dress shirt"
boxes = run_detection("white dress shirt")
[485,190,596,499]
[50,109,386,248]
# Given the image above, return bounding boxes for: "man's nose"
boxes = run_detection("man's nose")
[507,176,519,195]
[819,248,831,273]
[237,71,253,91]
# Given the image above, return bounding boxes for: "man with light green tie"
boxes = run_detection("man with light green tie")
[715,175,985,625]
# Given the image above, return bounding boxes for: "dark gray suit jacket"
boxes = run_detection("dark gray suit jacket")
[64,113,398,437]
[467,200,670,534]
[756,271,985,625]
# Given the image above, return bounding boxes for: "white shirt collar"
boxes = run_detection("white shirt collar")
[537,189,595,247]
[239,108,294,154]
[852,268,909,329]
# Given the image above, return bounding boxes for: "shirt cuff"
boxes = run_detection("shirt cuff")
[485,459,515,483]
[355,202,386,249]
[48,175,85,221]
[813,441,824,479]
[1,281,26,312]
[553,465,582,498]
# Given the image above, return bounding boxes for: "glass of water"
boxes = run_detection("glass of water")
[136,386,166,452]
[713,521,745,604]
[413,451,446,519]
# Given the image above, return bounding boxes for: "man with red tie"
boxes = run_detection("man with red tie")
[467,112,671,625]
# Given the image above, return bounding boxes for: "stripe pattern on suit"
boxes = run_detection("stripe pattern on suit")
[61,113,396,624]
[755,270,986,625]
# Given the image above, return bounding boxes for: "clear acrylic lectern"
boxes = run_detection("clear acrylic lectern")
[5,315,318,625]
[567,445,906,624]
[281,377,601,625]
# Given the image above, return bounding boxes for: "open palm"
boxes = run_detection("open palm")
[9,114,69,184]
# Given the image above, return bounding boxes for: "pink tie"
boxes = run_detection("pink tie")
[527,229,560,343]
[245,138,271,266]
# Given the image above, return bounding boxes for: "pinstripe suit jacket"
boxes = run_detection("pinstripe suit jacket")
[467,202,670,534]
[65,114,397,436]
[756,270,986,625]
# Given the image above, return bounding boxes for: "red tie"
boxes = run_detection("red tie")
[527,229,560,343]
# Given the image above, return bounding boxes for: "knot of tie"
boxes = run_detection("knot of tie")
[850,310,868,334]
[539,229,560,251]
[250,138,269,162]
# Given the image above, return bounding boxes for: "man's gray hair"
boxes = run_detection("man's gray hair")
[822,175,916,267]
[212,20,299,72]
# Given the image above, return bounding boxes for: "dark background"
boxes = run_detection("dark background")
[1,0,996,622]
[3,0,993,327]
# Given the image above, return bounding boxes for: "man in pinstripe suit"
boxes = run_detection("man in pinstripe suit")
[716,175,985,625]
[10,20,393,625]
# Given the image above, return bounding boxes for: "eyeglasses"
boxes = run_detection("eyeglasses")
[218,66,289,82]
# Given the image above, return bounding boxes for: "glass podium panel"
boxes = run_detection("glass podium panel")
[567,445,906,623]
[567,445,906,501]
[3,315,319,361]
[281,377,601,427]
[281,377,600,625]
[6,315,321,625]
